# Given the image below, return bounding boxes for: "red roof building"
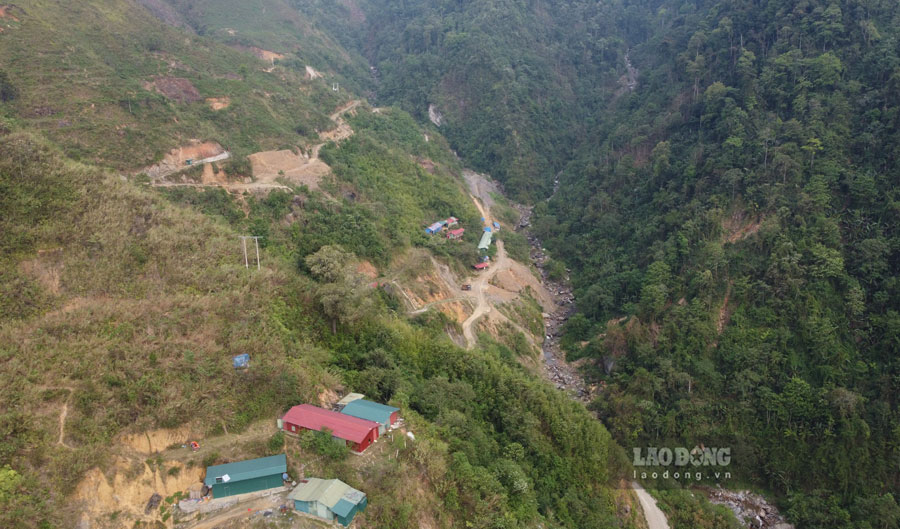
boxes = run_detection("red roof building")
[446,228,465,240]
[473,262,490,270]
[282,404,380,453]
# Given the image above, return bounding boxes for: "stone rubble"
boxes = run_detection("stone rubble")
[514,202,590,402]
[705,489,794,529]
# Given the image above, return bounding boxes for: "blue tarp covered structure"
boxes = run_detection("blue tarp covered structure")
[425,221,445,234]
[233,354,250,369]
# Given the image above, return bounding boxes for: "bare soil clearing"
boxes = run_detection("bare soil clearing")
[145,76,203,103]
[248,149,330,190]
[72,420,278,527]
[305,65,323,79]
[0,4,22,21]
[75,456,203,529]
[144,140,229,180]
[36,385,74,448]
[724,210,763,243]
[206,97,231,110]
[19,247,63,294]
[250,47,285,64]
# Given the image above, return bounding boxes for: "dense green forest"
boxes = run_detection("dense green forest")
[290,0,631,200]
[532,1,900,528]
[278,0,900,527]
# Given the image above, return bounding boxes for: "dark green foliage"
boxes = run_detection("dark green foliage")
[291,0,626,201]
[267,432,285,455]
[0,70,17,102]
[326,320,628,528]
[300,429,349,460]
[529,1,900,527]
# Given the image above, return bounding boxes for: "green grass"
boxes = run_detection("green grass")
[0,0,346,170]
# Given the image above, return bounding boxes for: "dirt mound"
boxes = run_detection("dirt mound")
[438,300,471,324]
[0,4,23,21]
[143,140,227,180]
[145,76,202,103]
[417,158,436,174]
[248,149,329,190]
[206,97,231,110]
[318,388,339,408]
[75,455,203,528]
[491,262,555,311]
[231,46,285,64]
[356,260,378,279]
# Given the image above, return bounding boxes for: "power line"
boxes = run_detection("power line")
[238,236,263,270]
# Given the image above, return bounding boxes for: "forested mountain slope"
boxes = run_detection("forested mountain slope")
[0,2,640,529]
[290,0,631,200]
[532,1,900,527]
[277,0,900,527]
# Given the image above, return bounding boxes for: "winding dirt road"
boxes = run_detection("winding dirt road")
[461,238,509,349]
[633,482,670,529]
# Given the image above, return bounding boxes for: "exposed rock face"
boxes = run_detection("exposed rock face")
[428,104,444,127]
[705,489,794,529]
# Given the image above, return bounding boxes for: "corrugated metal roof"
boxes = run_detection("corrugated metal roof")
[341,400,399,425]
[288,478,365,509]
[282,404,379,443]
[332,498,355,517]
[448,228,465,236]
[336,393,365,407]
[478,231,493,250]
[204,454,286,486]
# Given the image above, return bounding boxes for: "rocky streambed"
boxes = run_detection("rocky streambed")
[705,489,794,529]
[514,204,591,401]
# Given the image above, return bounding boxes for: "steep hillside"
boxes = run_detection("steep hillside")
[0,130,637,529]
[289,0,630,200]
[138,0,374,94]
[0,3,644,529]
[0,0,341,170]
[533,1,900,527]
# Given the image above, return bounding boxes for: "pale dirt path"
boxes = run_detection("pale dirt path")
[408,296,468,315]
[58,399,70,447]
[36,385,74,448]
[461,186,512,349]
[182,494,287,529]
[632,482,670,529]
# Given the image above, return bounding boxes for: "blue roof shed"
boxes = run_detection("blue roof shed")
[340,400,400,434]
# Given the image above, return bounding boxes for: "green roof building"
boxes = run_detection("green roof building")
[478,230,493,250]
[203,454,286,499]
[288,478,367,527]
[340,399,400,435]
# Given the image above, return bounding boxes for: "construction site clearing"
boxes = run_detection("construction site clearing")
[160,395,401,528]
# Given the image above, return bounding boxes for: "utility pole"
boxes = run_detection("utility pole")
[239,236,263,269]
